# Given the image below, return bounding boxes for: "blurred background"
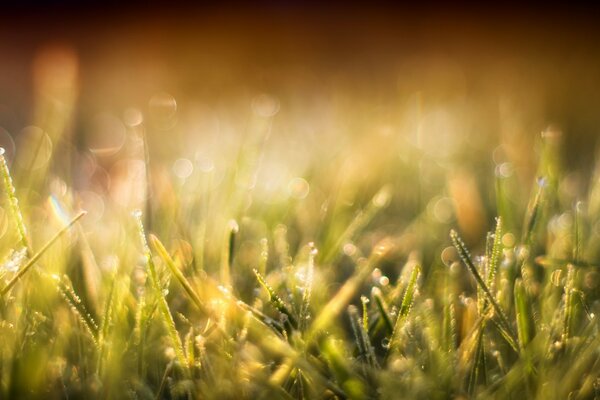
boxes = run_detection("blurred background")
[1,2,600,267]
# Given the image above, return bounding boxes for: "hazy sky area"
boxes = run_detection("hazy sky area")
[1,3,600,171]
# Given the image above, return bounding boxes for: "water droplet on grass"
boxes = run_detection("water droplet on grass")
[287,177,310,199]
[173,158,193,179]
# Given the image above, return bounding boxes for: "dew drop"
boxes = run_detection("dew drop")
[343,243,357,256]
[502,233,515,247]
[88,113,126,157]
[0,128,15,163]
[131,209,143,219]
[173,158,194,179]
[372,186,392,208]
[537,176,548,188]
[372,268,382,280]
[287,177,310,199]
[441,246,458,266]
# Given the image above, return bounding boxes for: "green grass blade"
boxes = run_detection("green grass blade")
[348,305,378,370]
[0,147,30,252]
[133,210,188,373]
[450,229,518,348]
[53,273,99,345]
[514,278,534,350]
[1,211,86,297]
[389,264,420,352]
[254,268,298,331]
[299,243,317,331]
[372,288,394,335]
[149,234,213,319]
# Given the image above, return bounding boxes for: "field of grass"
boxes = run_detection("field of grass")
[0,86,600,400]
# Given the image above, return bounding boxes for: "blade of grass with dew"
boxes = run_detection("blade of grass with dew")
[184,327,195,370]
[467,325,487,396]
[514,278,534,350]
[348,305,378,370]
[232,294,287,335]
[562,264,579,342]
[299,242,316,332]
[522,178,545,246]
[254,268,298,332]
[53,274,99,345]
[450,229,518,349]
[149,234,214,319]
[573,201,583,265]
[97,268,117,376]
[389,264,420,353]
[487,217,503,294]
[133,210,188,373]
[214,280,287,335]
[309,239,393,338]
[371,287,394,335]
[1,211,86,297]
[442,299,457,353]
[360,295,369,333]
[0,147,30,252]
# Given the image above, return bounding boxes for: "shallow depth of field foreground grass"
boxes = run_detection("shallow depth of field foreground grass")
[1,106,600,400]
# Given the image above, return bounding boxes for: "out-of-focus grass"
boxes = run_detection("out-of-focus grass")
[1,56,600,399]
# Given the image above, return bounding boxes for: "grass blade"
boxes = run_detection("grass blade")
[450,229,519,350]
[133,210,188,373]
[348,305,378,370]
[0,147,30,252]
[1,211,86,297]
[53,273,99,345]
[254,268,298,331]
[299,243,316,332]
[149,234,213,319]
[389,264,420,352]
[514,278,534,350]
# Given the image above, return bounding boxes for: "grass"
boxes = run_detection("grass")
[0,111,599,400]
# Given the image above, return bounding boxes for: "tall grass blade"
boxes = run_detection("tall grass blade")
[348,305,378,370]
[53,274,99,345]
[0,147,30,252]
[133,210,188,372]
[389,264,420,352]
[450,229,518,348]
[299,243,316,331]
[254,268,298,331]
[1,211,86,297]
[514,278,534,350]
[372,288,394,335]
